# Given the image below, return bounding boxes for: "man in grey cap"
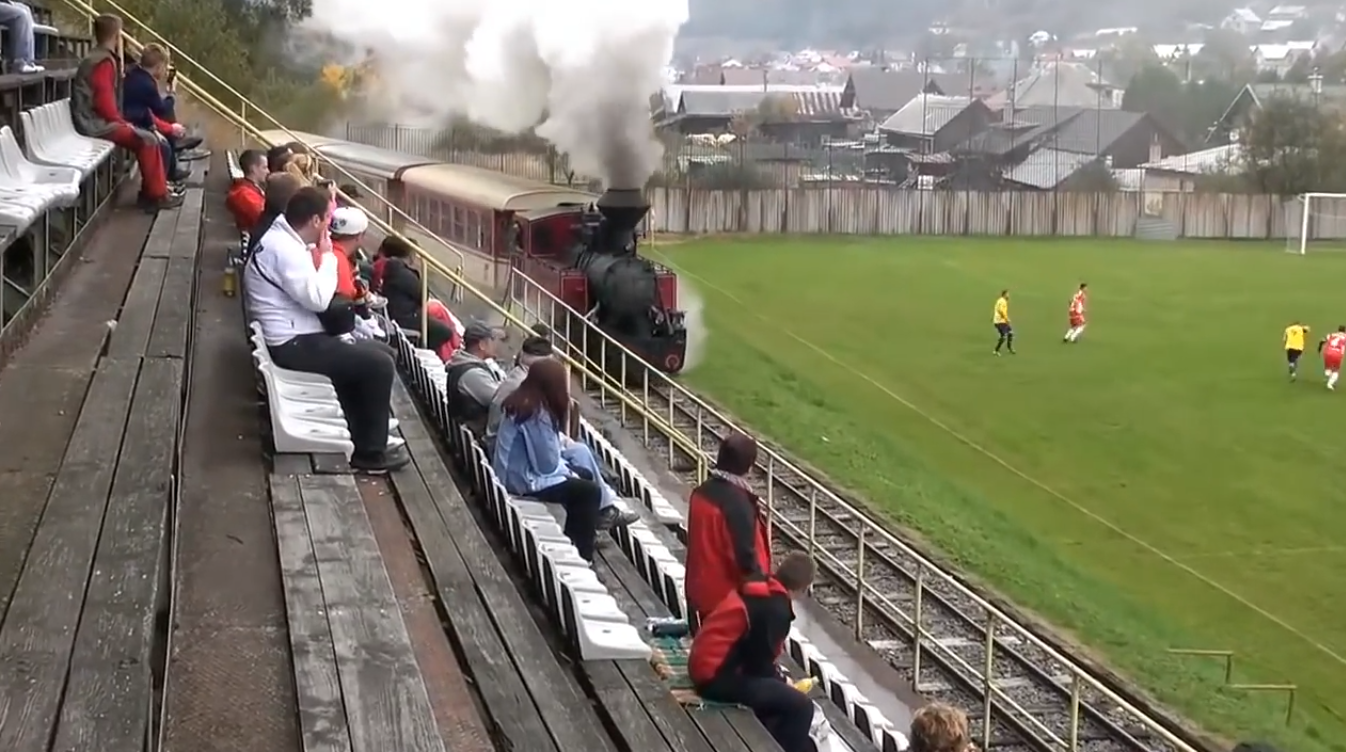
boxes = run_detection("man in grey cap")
[485,334,639,530]
[444,320,505,434]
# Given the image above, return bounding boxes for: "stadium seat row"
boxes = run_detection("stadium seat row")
[247,320,405,457]
[389,326,652,661]
[0,98,113,234]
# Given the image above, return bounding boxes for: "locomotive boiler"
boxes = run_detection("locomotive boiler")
[562,188,688,377]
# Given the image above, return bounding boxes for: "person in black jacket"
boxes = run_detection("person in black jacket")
[688,553,818,752]
[372,235,455,352]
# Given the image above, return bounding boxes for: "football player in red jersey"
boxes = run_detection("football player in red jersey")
[1063,283,1088,343]
[1318,325,1346,390]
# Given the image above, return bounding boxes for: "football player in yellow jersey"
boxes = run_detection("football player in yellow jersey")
[993,290,1015,355]
[1284,321,1309,380]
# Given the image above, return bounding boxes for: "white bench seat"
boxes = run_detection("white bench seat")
[20,100,114,177]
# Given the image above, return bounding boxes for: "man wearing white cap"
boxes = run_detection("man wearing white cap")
[329,205,384,339]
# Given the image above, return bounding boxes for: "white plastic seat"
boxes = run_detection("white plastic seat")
[226,151,243,179]
[559,577,650,660]
[20,101,113,176]
[0,126,79,206]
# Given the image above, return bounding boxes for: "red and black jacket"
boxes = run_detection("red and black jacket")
[686,476,772,620]
[687,578,793,686]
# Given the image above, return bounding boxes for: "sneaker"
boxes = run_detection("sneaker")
[177,147,211,162]
[18,63,44,74]
[170,167,191,182]
[138,192,184,213]
[596,505,640,531]
[350,445,411,474]
[175,135,205,152]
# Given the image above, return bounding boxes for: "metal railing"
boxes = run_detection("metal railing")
[56,0,466,282]
[506,272,1201,752]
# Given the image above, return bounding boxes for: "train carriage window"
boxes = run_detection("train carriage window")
[466,210,480,251]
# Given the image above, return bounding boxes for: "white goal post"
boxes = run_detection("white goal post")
[1288,192,1346,255]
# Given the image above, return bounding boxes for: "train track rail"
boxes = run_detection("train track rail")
[576,374,1187,752]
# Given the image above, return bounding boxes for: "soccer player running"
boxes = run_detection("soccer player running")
[1063,283,1087,343]
[993,289,1015,355]
[1319,326,1346,390]
[1283,321,1309,380]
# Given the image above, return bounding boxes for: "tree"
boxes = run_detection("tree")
[1123,64,1240,143]
[1236,95,1346,195]
[1194,28,1254,84]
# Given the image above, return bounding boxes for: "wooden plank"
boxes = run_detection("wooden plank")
[140,201,180,259]
[166,190,204,258]
[587,661,675,752]
[383,413,558,752]
[146,255,196,359]
[51,357,180,752]
[273,453,314,476]
[720,708,785,752]
[0,357,140,752]
[298,473,444,752]
[390,380,619,752]
[270,473,353,752]
[106,256,167,357]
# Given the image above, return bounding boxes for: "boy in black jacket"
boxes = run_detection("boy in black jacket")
[688,552,817,752]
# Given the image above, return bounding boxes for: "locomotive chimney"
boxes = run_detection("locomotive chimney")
[596,188,650,241]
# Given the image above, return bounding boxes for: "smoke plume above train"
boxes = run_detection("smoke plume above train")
[305,0,688,188]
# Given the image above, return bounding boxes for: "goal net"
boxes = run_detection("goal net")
[1287,193,1346,254]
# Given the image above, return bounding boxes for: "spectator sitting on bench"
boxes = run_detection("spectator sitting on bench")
[686,431,771,622]
[123,44,207,186]
[486,337,640,530]
[445,321,505,435]
[909,703,973,752]
[370,235,457,356]
[244,185,408,474]
[493,358,602,560]
[245,172,301,260]
[71,14,181,212]
[688,553,818,752]
[226,148,266,232]
[328,206,383,340]
[0,1,43,73]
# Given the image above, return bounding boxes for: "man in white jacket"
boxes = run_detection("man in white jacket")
[244,186,408,473]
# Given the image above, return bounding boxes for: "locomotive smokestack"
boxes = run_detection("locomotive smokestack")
[596,188,650,241]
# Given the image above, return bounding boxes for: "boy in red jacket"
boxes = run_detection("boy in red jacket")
[226,149,267,231]
[688,552,817,752]
[685,432,771,623]
[69,14,180,212]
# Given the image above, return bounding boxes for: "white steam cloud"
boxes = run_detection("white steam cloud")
[678,277,709,372]
[307,0,687,187]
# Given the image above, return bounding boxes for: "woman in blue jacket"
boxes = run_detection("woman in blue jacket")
[493,358,602,560]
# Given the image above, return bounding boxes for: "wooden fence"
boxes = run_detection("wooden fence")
[642,188,1346,239]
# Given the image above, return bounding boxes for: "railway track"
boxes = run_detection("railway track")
[577,377,1190,752]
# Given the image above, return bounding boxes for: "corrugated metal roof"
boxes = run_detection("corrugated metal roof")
[878,94,973,135]
[792,90,857,118]
[1004,148,1098,188]
[1141,143,1241,174]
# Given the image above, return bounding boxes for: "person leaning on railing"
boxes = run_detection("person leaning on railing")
[70,14,180,212]
[243,186,408,474]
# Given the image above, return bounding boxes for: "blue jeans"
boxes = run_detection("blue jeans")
[0,3,36,64]
[562,442,617,510]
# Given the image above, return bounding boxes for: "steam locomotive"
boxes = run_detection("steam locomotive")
[552,189,688,377]
[253,129,688,377]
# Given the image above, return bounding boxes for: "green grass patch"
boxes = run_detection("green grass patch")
[651,235,1346,752]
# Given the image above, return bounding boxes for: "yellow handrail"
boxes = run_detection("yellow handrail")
[66,0,465,277]
[49,0,705,466]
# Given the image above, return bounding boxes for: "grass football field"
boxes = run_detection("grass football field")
[648,235,1346,752]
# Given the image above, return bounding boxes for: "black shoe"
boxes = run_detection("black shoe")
[138,192,183,212]
[177,147,211,162]
[350,445,411,474]
[170,167,191,182]
[596,505,641,531]
[175,134,204,151]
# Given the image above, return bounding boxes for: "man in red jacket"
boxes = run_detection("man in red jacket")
[226,149,266,231]
[688,553,817,752]
[686,432,771,623]
[69,14,180,212]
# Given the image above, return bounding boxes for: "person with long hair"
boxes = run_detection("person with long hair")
[372,235,456,355]
[493,359,601,560]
